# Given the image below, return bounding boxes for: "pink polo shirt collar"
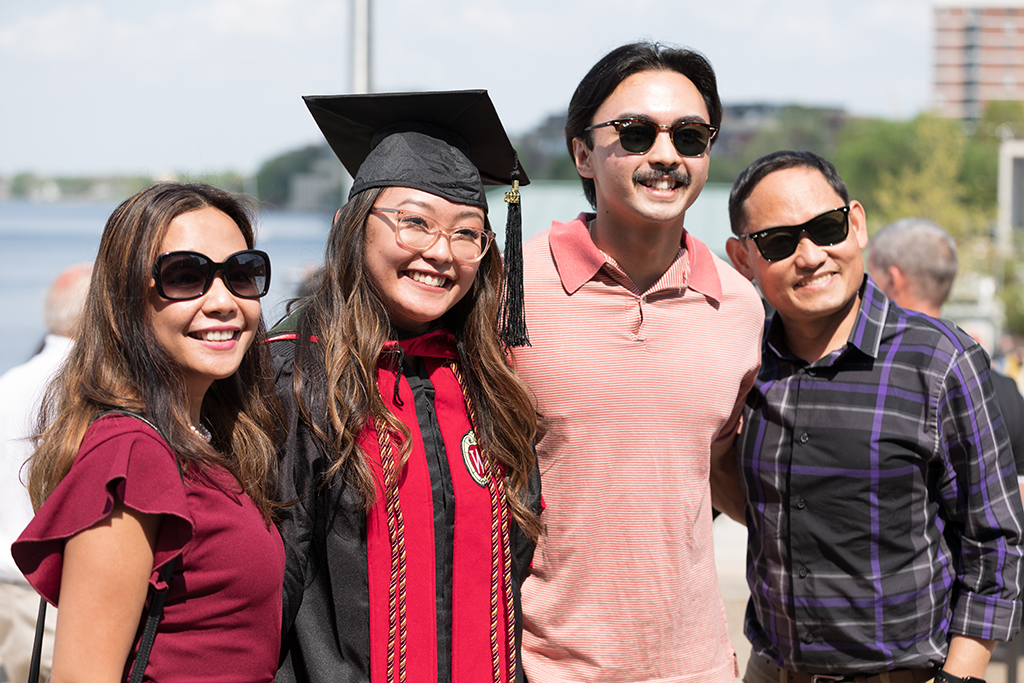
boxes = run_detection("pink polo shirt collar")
[548,212,724,301]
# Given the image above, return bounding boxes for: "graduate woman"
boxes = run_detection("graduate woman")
[269,91,541,683]
[13,183,284,682]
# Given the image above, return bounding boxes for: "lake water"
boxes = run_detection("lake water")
[0,184,726,375]
[0,200,335,375]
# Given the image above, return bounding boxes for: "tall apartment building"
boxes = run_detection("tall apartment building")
[934,1,1024,120]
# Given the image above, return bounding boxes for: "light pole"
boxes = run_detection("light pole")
[351,0,371,94]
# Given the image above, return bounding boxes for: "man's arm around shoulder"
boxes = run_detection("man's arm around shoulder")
[711,433,746,525]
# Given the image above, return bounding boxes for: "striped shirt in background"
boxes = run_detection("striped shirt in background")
[738,276,1024,673]
[513,214,764,683]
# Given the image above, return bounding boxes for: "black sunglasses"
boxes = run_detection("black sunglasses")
[152,249,271,301]
[584,118,718,157]
[739,206,851,262]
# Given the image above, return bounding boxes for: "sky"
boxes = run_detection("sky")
[0,0,934,177]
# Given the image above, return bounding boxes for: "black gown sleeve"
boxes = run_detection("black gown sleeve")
[274,343,313,637]
[273,341,372,683]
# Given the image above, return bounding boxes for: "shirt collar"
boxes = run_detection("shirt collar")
[847,275,888,358]
[384,329,459,359]
[765,273,887,362]
[548,212,723,301]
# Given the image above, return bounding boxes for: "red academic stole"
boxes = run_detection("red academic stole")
[362,331,512,682]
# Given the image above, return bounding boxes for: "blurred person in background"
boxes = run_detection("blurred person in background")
[867,217,1024,501]
[0,262,91,683]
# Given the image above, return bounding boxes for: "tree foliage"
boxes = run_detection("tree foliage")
[869,116,980,238]
[8,173,154,201]
[834,114,992,240]
[709,106,844,184]
[175,171,247,194]
[255,144,328,209]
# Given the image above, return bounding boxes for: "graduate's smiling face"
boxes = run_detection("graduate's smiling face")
[364,187,485,333]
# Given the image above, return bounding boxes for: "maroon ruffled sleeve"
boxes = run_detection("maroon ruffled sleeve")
[12,415,194,605]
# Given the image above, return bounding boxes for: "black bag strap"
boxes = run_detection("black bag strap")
[28,562,177,683]
[28,409,184,683]
[27,597,46,683]
[127,559,176,683]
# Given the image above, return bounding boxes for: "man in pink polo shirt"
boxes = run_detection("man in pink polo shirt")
[511,42,764,683]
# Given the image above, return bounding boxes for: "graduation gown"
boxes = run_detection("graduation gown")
[269,328,540,683]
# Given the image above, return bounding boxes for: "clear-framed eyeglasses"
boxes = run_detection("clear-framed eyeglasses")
[371,207,494,264]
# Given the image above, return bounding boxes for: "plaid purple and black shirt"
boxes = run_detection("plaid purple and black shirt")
[738,276,1024,673]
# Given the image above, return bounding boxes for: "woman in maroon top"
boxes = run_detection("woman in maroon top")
[13,183,285,682]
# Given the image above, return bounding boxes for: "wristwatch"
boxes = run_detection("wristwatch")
[935,668,986,683]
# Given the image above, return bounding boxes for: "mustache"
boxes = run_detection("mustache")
[633,169,691,187]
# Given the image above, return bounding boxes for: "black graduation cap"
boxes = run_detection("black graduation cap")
[304,90,529,209]
[303,89,530,347]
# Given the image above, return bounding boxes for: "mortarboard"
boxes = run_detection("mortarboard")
[303,90,530,347]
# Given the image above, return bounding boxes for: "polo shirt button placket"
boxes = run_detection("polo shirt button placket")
[633,294,648,342]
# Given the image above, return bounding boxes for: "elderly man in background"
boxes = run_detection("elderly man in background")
[866,218,957,319]
[0,263,92,683]
[868,217,1024,501]
[723,151,1023,683]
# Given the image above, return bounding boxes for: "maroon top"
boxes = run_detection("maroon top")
[13,414,284,682]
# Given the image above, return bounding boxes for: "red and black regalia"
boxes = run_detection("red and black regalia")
[269,324,540,683]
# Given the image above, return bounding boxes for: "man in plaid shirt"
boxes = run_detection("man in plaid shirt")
[718,150,1024,683]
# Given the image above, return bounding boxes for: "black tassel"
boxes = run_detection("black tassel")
[499,153,530,348]
[391,345,405,408]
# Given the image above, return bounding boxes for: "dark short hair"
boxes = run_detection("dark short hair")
[728,150,850,235]
[566,42,722,208]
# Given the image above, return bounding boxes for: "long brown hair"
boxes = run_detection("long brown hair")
[28,183,283,521]
[289,187,540,538]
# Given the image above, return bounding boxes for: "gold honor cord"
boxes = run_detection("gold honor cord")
[451,362,516,683]
[375,414,409,683]
[496,474,515,682]
[374,362,516,683]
